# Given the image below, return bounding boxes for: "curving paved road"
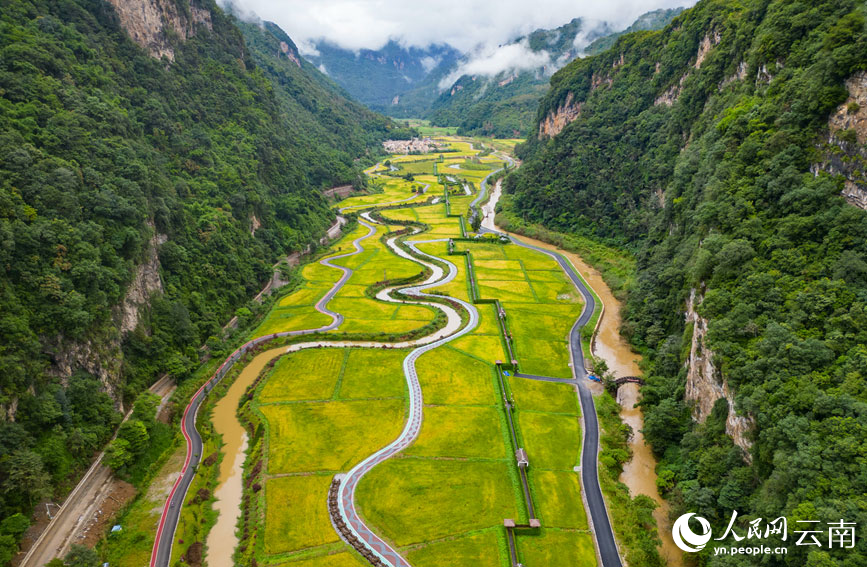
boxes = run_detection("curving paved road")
[152,211,470,567]
[480,224,623,567]
[150,222,376,567]
[334,237,480,567]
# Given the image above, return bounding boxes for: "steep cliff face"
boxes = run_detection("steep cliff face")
[538,92,582,138]
[684,288,753,458]
[815,70,867,210]
[118,224,166,335]
[106,0,212,60]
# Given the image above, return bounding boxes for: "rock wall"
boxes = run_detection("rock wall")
[106,0,212,60]
[40,224,166,411]
[694,30,721,69]
[538,92,582,138]
[684,288,753,459]
[279,41,301,68]
[119,224,166,334]
[814,71,867,211]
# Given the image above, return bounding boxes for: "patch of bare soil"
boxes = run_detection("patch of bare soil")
[147,446,186,515]
[76,479,136,548]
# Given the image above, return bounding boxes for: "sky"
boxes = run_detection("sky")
[222,0,695,53]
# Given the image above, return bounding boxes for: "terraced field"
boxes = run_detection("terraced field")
[159,137,604,567]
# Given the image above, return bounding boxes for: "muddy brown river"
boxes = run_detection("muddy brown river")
[205,345,285,567]
[485,180,682,566]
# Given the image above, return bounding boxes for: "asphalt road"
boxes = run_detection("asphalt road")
[150,222,375,567]
[482,227,623,567]
[20,374,175,567]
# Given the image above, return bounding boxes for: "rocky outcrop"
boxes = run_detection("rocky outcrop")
[538,92,582,138]
[279,41,301,67]
[720,61,748,88]
[813,71,867,210]
[591,71,613,90]
[46,328,125,409]
[654,74,687,107]
[119,224,166,334]
[694,30,721,69]
[106,0,213,60]
[684,288,753,459]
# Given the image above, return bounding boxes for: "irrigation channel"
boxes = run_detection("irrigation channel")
[152,149,627,567]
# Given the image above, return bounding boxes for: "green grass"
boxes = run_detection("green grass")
[516,529,596,567]
[516,412,581,471]
[354,458,520,546]
[449,334,506,363]
[406,405,507,459]
[405,119,459,137]
[415,347,497,406]
[264,475,340,554]
[404,529,505,567]
[278,551,368,567]
[380,207,419,222]
[336,348,409,399]
[340,177,427,210]
[261,399,405,473]
[507,378,580,415]
[259,349,346,402]
[530,470,588,529]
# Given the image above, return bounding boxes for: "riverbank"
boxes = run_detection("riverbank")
[485,180,682,566]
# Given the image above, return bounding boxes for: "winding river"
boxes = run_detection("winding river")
[168,153,681,567]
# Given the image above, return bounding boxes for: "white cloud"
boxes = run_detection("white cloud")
[296,39,320,57]
[438,41,552,88]
[318,63,328,75]
[219,0,696,53]
[420,56,441,73]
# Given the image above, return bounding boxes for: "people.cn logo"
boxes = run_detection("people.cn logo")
[673,513,713,552]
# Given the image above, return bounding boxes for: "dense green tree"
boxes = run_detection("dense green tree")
[1,450,51,507]
[104,438,133,472]
[507,1,867,564]
[117,421,149,456]
[62,545,100,567]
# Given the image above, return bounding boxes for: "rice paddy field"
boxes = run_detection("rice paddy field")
[245,136,594,567]
[255,347,408,564]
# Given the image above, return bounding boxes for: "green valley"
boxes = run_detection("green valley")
[3,2,867,567]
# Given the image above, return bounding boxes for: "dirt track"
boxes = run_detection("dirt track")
[18,374,175,567]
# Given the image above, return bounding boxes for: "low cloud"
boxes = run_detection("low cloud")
[439,41,552,88]
[296,39,320,57]
[219,1,696,53]
[420,56,441,73]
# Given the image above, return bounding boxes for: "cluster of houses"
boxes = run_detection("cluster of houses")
[382,137,439,154]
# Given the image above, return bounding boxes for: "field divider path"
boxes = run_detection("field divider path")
[479,225,623,567]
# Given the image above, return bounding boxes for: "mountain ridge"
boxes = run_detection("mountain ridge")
[504,2,867,565]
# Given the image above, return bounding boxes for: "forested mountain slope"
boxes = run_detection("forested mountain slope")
[302,39,461,115]
[428,9,682,137]
[506,1,867,564]
[0,0,399,550]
